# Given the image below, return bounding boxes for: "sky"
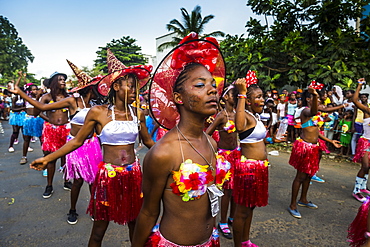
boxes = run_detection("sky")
[1,0,262,80]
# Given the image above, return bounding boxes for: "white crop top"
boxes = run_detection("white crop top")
[363,118,370,139]
[239,111,266,144]
[98,105,139,145]
[70,97,89,126]
[25,99,35,109]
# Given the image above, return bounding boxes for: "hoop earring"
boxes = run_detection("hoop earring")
[178,100,183,104]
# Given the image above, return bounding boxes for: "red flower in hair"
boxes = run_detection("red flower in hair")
[309,80,324,90]
[245,70,258,87]
[171,32,220,73]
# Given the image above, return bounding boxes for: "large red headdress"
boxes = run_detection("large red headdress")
[149,32,226,130]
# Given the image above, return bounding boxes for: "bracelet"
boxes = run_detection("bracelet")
[238,94,247,99]
[358,80,366,84]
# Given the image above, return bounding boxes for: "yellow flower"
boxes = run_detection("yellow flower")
[115,167,124,172]
[108,170,116,178]
[241,155,247,162]
[264,161,269,167]
[172,170,181,183]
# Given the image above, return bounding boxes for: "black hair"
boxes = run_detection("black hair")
[360,93,369,98]
[173,63,205,94]
[266,99,274,105]
[49,75,69,101]
[346,90,355,95]
[301,90,312,107]
[107,73,137,107]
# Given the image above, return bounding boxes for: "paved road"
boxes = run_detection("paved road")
[0,120,363,246]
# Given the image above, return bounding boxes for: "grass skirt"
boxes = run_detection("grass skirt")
[217,147,241,190]
[145,226,220,247]
[9,111,26,126]
[347,198,370,247]
[64,134,102,184]
[41,122,69,152]
[86,161,143,225]
[233,157,269,207]
[22,115,44,137]
[353,137,370,163]
[289,138,323,177]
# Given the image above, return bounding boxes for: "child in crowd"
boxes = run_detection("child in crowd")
[339,110,354,156]
[277,95,286,121]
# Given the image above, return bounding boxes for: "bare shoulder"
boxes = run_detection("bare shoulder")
[144,130,179,170]
[40,93,51,102]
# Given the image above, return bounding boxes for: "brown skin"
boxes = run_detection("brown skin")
[12,75,69,187]
[289,88,341,212]
[206,89,237,225]
[30,77,154,247]
[233,78,285,247]
[132,65,220,246]
[352,80,370,179]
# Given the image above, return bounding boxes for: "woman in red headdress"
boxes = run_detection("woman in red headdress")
[132,33,229,247]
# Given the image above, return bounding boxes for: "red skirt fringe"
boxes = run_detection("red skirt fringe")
[217,147,241,190]
[289,139,322,177]
[353,137,370,163]
[41,122,70,152]
[145,227,220,247]
[86,161,143,225]
[233,158,269,207]
[347,198,370,247]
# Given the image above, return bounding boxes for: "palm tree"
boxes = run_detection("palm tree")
[157,5,225,51]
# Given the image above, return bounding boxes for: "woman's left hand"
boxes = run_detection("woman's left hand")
[332,140,342,148]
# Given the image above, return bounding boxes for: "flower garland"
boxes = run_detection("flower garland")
[170,158,231,202]
[223,120,236,133]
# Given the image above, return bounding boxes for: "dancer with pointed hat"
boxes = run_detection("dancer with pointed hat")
[11,60,104,224]
[30,51,154,245]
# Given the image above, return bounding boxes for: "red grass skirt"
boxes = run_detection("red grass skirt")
[217,147,241,190]
[145,226,220,247]
[319,130,330,154]
[353,137,370,163]
[289,138,323,177]
[347,198,370,247]
[41,122,70,152]
[233,157,269,207]
[86,161,143,225]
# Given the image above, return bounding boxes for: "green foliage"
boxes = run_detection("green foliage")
[0,16,34,82]
[94,36,147,74]
[158,5,225,51]
[221,0,370,91]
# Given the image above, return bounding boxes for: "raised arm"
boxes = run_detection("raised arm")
[132,145,172,246]
[308,87,319,116]
[30,106,100,170]
[138,110,155,149]
[205,111,224,136]
[234,78,249,132]
[353,79,370,115]
[10,85,73,111]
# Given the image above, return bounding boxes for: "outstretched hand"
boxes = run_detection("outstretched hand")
[30,157,49,171]
[8,85,21,95]
[332,140,342,149]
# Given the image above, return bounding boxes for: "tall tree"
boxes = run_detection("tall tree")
[0,16,34,81]
[94,36,147,74]
[221,0,370,90]
[157,5,225,51]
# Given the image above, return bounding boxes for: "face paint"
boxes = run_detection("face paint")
[188,95,201,109]
[254,103,259,107]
